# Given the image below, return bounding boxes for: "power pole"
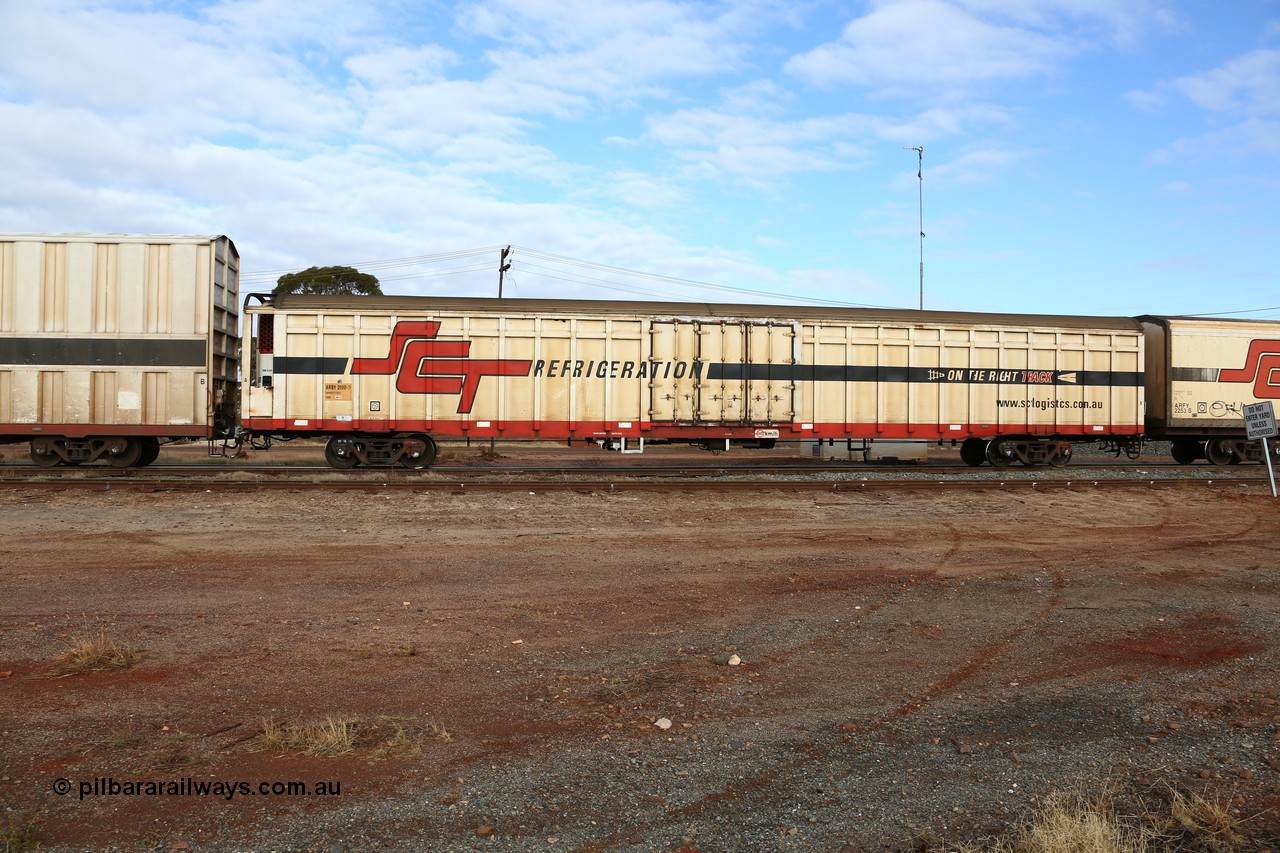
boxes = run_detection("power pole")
[904,146,924,310]
[498,245,512,298]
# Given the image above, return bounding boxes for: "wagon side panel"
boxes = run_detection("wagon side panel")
[0,234,237,440]
[1154,317,1280,434]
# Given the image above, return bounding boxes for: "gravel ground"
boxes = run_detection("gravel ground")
[1,460,1278,852]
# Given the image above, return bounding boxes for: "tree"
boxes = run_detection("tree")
[273,265,382,296]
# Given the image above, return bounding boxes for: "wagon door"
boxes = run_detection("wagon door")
[649,319,795,425]
[648,320,700,422]
[743,322,796,425]
[697,321,747,423]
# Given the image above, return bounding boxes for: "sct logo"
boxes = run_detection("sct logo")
[1218,339,1280,399]
[351,321,532,413]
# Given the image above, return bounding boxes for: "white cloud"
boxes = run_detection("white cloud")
[646,108,875,187]
[0,2,360,142]
[876,105,1016,142]
[785,0,1070,91]
[457,0,757,100]
[1150,118,1280,163]
[784,0,1179,93]
[593,170,688,210]
[1170,48,1280,114]
[346,45,458,88]
[1142,49,1280,164]
[951,0,1182,44]
[927,146,1029,186]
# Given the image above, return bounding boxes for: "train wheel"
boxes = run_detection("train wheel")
[959,438,986,467]
[105,438,143,468]
[1048,443,1073,468]
[137,438,161,467]
[397,434,437,469]
[324,436,360,469]
[1170,439,1199,465]
[1204,438,1236,466]
[29,442,63,467]
[985,439,1015,467]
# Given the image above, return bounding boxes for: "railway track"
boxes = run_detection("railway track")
[0,459,1229,478]
[0,461,1268,492]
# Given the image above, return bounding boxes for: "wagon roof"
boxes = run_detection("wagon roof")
[0,232,232,245]
[263,293,1142,331]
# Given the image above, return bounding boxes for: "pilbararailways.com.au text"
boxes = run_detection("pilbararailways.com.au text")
[54,776,341,802]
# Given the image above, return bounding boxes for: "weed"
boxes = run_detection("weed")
[371,726,421,759]
[949,784,1148,852]
[344,640,418,660]
[58,632,141,674]
[259,716,357,757]
[258,716,450,758]
[944,777,1268,852]
[1,813,40,852]
[595,676,632,700]
[1165,786,1244,844]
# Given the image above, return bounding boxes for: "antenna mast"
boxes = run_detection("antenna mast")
[904,146,924,310]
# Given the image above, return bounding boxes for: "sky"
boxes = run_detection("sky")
[0,0,1277,318]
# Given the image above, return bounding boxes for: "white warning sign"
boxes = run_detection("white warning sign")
[1244,401,1277,440]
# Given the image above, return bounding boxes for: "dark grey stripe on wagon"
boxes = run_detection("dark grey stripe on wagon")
[273,356,351,374]
[0,337,207,367]
[707,363,1144,387]
[1171,367,1221,382]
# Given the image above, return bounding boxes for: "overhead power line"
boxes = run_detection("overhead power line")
[507,246,894,308]
[1183,305,1280,318]
[241,244,896,308]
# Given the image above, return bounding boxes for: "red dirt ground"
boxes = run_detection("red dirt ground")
[1,455,1278,851]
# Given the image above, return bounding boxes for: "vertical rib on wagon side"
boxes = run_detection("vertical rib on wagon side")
[0,233,239,466]
[242,295,1144,468]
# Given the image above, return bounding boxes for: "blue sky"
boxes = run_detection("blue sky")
[1,0,1277,317]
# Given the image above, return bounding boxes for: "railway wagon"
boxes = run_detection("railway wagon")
[0,233,239,466]
[242,294,1145,468]
[1141,316,1280,464]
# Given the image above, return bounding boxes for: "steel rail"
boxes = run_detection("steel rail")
[0,475,1267,492]
[0,460,1233,478]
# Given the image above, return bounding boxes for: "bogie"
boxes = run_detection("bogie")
[324,434,438,469]
[28,436,152,468]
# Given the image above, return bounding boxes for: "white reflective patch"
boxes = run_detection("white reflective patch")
[117,391,140,410]
[335,414,352,422]
[293,419,308,426]
[476,421,491,427]
[618,422,632,428]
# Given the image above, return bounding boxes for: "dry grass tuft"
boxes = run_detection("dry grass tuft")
[951,785,1148,853]
[344,640,419,660]
[1007,789,1147,853]
[946,778,1268,853]
[1,813,41,852]
[58,632,142,674]
[258,716,451,758]
[1166,786,1244,844]
[259,716,357,757]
